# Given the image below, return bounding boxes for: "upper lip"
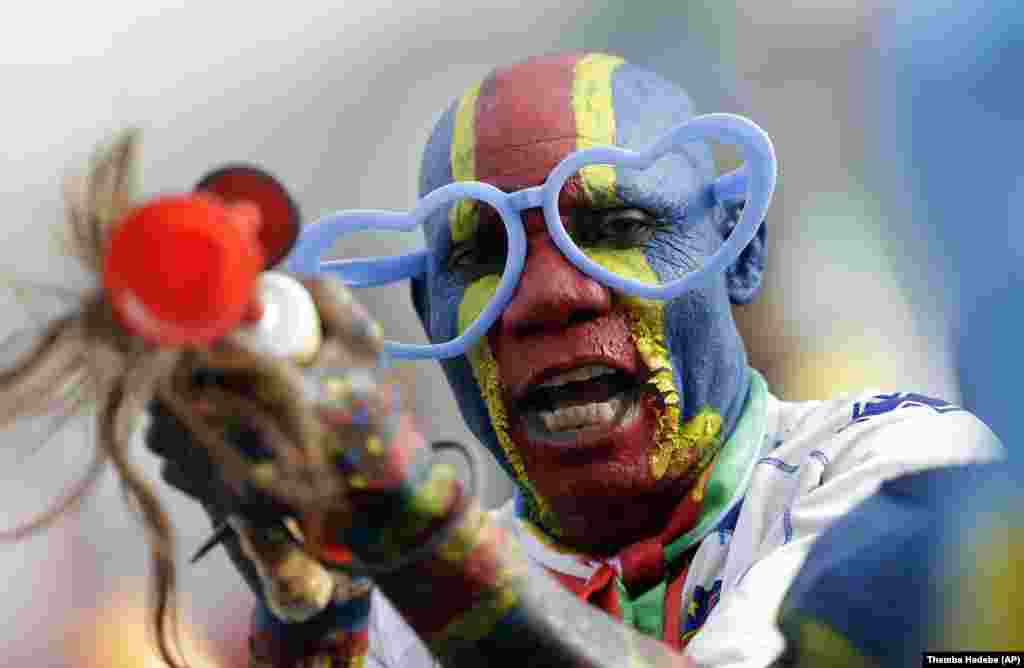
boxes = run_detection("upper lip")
[511,356,640,405]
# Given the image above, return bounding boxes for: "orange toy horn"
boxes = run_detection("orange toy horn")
[102,193,266,347]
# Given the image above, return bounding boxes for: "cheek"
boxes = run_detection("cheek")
[456,275,501,335]
[581,245,658,284]
[582,246,676,399]
[454,274,554,511]
[588,243,725,479]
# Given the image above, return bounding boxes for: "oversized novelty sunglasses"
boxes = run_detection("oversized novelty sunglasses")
[285,113,776,360]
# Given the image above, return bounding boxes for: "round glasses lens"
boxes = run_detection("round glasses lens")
[441,197,512,344]
[555,158,706,290]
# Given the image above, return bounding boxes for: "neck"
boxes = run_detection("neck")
[718,365,753,446]
[551,483,702,556]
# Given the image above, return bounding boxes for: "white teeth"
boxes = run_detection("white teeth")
[539,396,622,432]
[539,365,617,388]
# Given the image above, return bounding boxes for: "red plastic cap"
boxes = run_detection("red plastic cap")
[102,194,265,347]
[195,165,301,269]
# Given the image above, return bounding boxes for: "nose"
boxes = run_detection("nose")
[499,210,612,339]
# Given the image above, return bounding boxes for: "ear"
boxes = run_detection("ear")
[717,200,767,305]
[410,275,430,330]
[195,165,302,269]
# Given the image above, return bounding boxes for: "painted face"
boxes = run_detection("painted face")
[413,53,764,552]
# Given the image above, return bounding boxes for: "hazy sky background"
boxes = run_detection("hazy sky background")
[0,2,962,665]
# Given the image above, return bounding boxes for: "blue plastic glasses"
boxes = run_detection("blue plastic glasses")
[286,113,777,360]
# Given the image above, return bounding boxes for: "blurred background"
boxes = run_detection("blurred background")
[0,1,1018,665]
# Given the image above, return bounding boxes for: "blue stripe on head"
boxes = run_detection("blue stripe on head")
[419,101,457,197]
[612,63,698,145]
[608,61,715,234]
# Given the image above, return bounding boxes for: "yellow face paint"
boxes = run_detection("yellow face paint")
[449,81,482,244]
[572,53,625,208]
[582,246,723,480]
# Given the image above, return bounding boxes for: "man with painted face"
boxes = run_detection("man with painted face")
[416,52,760,560]
[149,52,1003,667]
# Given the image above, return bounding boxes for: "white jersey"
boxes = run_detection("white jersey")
[363,380,1003,667]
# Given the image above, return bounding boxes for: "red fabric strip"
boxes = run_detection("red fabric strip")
[662,562,691,651]
[619,537,665,592]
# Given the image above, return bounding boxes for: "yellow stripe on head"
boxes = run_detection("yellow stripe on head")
[449,81,482,243]
[572,53,625,208]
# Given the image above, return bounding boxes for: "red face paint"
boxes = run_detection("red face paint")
[473,52,583,190]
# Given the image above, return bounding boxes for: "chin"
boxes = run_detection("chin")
[510,391,692,551]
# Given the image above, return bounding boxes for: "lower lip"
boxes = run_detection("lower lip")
[519,389,642,447]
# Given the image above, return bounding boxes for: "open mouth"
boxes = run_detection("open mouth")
[516,364,643,442]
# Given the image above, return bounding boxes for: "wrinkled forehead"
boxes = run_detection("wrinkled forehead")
[419,52,715,246]
[456,52,612,190]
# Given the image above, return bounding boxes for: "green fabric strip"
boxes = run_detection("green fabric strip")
[630,579,667,637]
[664,368,769,564]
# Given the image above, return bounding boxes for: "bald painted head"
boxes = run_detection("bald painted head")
[411,53,766,553]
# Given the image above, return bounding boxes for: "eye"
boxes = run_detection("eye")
[446,242,478,271]
[572,207,658,248]
[445,226,508,279]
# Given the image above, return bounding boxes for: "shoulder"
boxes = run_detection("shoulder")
[770,388,1003,485]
